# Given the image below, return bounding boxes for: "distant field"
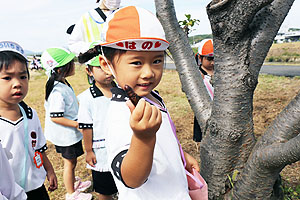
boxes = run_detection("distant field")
[266,41,300,63]
[25,66,300,199]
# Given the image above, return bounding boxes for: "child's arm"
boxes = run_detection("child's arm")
[82,129,96,167]
[42,152,58,192]
[183,151,200,173]
[120,99,162,188]
[51,117,78,128]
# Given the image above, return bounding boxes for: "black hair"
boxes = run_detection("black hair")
[45,60,74,100]
[78,45,126,65]
[0,51,30,79]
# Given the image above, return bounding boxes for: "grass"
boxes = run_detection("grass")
[25,65,300,199]
[266,42,300,64]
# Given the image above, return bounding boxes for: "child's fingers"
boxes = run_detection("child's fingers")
[146,105,158,124]
[87,159,96,167]
[193,164,200,172]
[48,176,58,191]
[93,157,97,165]
[126,100,135,113]
[140,102,153,122]
[131,98,146,122]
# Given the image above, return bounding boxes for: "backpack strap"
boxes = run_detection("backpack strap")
[95,7,107,21]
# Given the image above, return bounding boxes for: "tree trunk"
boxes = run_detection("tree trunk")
[155,0,212,133]
[155,0,298,199]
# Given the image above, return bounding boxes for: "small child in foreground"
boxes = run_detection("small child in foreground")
[0,41,57,199]
[78,6,200,200]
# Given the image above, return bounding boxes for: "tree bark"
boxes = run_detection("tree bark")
[155,0,296,199]
[234,90,300,199]
[155,0,212,132]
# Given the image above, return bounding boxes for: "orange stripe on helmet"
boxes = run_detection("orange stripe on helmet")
[106,6,140,43]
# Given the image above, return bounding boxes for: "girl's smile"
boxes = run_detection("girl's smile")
[102,50,165,98]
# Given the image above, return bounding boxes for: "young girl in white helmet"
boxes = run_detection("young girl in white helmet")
[78,6,199,199]
[77,43,118,200]
[41,48,92,200]
[0,41,57,199]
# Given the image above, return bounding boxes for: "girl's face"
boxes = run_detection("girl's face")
[200,55,214,73]
[108,51,164,98]
[87,66,113,87]
[0,60,28,107]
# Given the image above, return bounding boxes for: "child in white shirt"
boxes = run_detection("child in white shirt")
[78,44,117,199]
[41,48,92,200]
[78,6,200,200]
[0,41,57,199]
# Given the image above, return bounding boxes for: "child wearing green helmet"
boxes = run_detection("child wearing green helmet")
[77,43,118,199]
[41,47,92,200]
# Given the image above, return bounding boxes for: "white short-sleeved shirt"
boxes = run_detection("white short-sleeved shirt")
[0,142,27,200]
[68,9,114,55]
[0,102,47,192]
[106,88,191,200]
[44,81,82,146]
[78,84,111,172]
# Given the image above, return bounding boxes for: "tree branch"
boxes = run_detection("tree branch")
[207,0,274,43]
[248,0,295,75]
[255,91,300,150]
[260,134,300,168]
[155,0,212,131]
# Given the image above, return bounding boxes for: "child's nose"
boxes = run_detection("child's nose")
[13,79,22,88]
[141,64,154,79]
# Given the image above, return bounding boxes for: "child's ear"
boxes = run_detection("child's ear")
[85,66,93,76]
[99,55,113,75]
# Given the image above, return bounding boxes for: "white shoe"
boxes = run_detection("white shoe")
[74,176,91,192]
[65,190,92,200]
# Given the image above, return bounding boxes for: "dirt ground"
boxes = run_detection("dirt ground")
[27,68,300,199]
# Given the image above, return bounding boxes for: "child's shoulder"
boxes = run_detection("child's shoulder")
[78,84,105,102]
[19,101,34,119]
[78,87,92,101]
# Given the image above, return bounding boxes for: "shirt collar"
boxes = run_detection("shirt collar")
[89,82,104,98]
[19,101,33,119]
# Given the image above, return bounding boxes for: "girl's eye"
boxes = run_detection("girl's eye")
[2,76,11,80]
[130,61,142,65]
[21,75,28,80]
[153,59,163,64]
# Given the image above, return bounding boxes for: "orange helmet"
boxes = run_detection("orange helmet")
[197,39,213,57]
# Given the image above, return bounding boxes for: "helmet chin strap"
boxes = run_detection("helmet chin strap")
[100,45,119,87]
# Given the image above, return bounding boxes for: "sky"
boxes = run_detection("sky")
[0,0,299,53]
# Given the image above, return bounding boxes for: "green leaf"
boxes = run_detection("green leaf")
[232,169,239,182]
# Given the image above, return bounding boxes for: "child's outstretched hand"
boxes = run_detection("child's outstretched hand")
[184,151,200,173]
[125,85,162,139]
[86,151,97,167]
[126,98,162,139]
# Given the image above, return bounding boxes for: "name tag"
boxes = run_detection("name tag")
[92,139,105,149]
[33,151,43,168]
